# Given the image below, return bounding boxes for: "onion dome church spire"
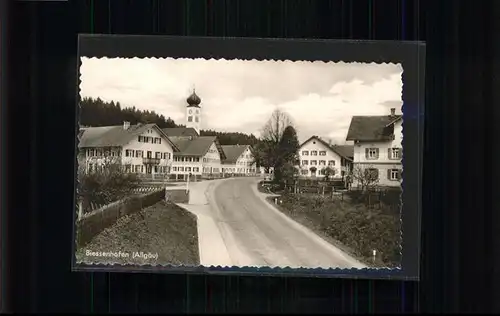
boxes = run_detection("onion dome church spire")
[186,88,201,108]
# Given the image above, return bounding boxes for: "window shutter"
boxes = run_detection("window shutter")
[387,169,391,179]
[397,170,402,180]
[375,148,379,159]
[365,148,369,158]
[388,148,392,159]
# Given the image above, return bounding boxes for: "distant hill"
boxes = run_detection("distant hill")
[80,97,258,146]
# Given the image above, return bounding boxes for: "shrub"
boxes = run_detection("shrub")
[78,163,141,213]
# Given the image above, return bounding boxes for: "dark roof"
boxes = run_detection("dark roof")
[78,123,179,151]
[300,136,353,161]
[186,90,201,108]
[171,136,227,160]
[331,145,354,159]
[345,115,402,142]
[221,145,249,164]
[162,127,199,137]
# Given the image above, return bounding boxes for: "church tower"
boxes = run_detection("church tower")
[185,89,202,135]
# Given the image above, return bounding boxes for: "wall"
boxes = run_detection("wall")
[202,142,222,175]
[121,126,175,174]
[172,156,203,177]
[298,138,343,178]
[76,189,166,248]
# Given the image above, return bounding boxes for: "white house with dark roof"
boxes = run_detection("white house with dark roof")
[165,135,226,181]
[298,136,354,179]
[78,122,179,177]
[345,107,403,188]
[221,145,257,176]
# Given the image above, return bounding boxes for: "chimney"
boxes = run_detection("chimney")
[328,139,332,146]
[390,108,396,116]
[123,121,130,130]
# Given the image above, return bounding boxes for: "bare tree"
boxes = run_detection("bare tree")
[261,109,295,144]
[350,164,380,192]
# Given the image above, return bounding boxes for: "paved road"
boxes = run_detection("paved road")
[206,177,366,269]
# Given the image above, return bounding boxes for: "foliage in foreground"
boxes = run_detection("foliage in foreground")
[78,163,141,213]
[276,192,401,268]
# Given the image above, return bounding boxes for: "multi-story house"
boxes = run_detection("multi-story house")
[78,122,178,178]
[221,145,257,176]
[298,136,354,179]
[165,135,226,181]
[345,107,402,188]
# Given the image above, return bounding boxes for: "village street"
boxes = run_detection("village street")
[178,177,366,269]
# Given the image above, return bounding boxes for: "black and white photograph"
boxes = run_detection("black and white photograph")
[74,55,405,271]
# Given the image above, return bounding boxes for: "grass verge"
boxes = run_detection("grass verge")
[75,200,199,266]
[267,192,401,268]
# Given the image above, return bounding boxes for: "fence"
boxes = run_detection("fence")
[133,186,164,194]
[76,189,166,249]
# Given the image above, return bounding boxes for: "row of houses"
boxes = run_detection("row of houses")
[77,90,402,187]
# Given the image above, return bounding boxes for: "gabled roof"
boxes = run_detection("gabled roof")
[171,136,227,160]
[162,127,199,138]
[221,145,249,164]
[346,115,402,142]
[300,136,354,161]
[78,123,180,151]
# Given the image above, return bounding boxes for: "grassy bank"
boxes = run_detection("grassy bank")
[267,191,401,268]
[75,200,199,266]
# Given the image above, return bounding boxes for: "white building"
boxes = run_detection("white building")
[298,136,354,179]
[78,122,178,178]
[345,107,403,188]
[221,145,257,176]
[165,135,226,181]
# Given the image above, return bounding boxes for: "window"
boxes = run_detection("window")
[193,167,199,172]
[179,167,184,172]
[328,160,335,166]
[365,168,379,180]
[195,116,199,122]
[388,169,401,181]
[195,157,200,162]
[135,165,141,173]
[188,116,193,122]
[173,167,178,171]
[319,160,326,166]
[319,151,327,156]
[389,147,401,159]
[311,160,317,166]
[154,166,158,173]
[301,160,308,165]
[186,167,192,172]
[155,152,161,159]
[302,151,309,156]
[136,150,143,158]
[366,148,379,160]
[138,136,142,142]
[311,150,318,156]
[141,166,144,173]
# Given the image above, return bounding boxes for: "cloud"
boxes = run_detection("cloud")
[80,58,403,143]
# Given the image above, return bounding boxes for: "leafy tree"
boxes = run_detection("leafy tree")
[255,109,297,180]
[322,166,336,181]
[77,157,140,214]
[274,125,300,183]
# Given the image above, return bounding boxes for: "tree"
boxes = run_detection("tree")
[261,108,294,144]
[255,109,296,180]
[274,125,300,183]
[78,156,140,214]
[350,164,380,192]
[322,166,336,181]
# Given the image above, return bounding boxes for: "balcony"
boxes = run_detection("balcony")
[143,157,161,165]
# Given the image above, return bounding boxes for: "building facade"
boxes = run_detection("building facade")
[298,136,354,179]
[221,145,257,176]
[78,122,178,178]
[167,136,226,181]
[346,108,403,188]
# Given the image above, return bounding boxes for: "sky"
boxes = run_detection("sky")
[80,57,403,144]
